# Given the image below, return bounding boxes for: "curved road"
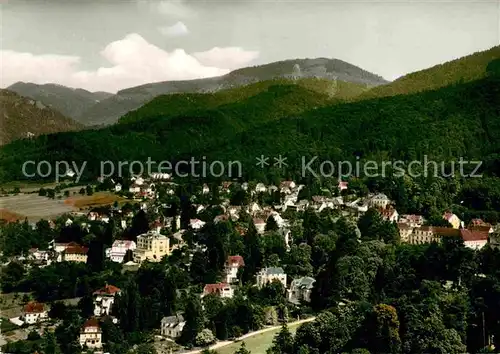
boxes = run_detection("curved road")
[182,317,316,354]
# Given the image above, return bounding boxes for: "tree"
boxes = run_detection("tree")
[49,301,68,320]
[234,342,251,354]
[180,294,205,346]
[42,330,61,354]
[284,243,313,278]
[265,216,279,232]
[79,187,86,195]
[195,328,216,347]
[86,185,93,196]
[78,295,95,319]
[267,322,294,354]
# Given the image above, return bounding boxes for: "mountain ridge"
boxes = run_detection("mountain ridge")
[7,57,387,126]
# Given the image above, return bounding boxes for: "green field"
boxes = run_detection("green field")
[215,322,302,354]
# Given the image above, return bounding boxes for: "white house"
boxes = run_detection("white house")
[80,318,103,349]
[190,219,206,230]
[461,229,489,250]
[253,218,266,234]
[202,184,210,194]
[368,193,391,209]
[280,181,296,194]
[256,267,287,289]
[106,240,136,263]
[21,302,48,325]
[129,184,141,194]
[380,208,399,223]
[255,183,267,193]
[93,285,121,317]
[114,183,122,192]
[225,255,245,284]
[202,283,234,299]
[161,314,185,339]
[399,214,424,228]
[288,277,316,303]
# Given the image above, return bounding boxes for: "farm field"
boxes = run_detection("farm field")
[64,191,126,209]
[0,191,125,222]
[0,194,76,222]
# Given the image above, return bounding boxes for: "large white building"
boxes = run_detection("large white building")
[256,267,287,289]
[93,285,121,317]
[106,240,136,263]
[134,231,170,263]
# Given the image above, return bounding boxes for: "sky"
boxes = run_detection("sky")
[1,0,499,93]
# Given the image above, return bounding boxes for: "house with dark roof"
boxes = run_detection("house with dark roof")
[256,267,287,289]
[161,314,186,338]
[288,277,316,303]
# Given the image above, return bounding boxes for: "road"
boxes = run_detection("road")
[181,317,316,354]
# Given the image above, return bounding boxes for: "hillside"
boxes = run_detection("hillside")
[118,78,368,125]
[1,75,499,182]
[0,89,84,146]
[51,58,385,126]
[7,82,114,125]
[362,45,500,99]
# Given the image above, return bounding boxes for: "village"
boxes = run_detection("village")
[1,172,499,354]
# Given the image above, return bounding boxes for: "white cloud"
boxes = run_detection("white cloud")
[193,47,260,70]
[1,33,260,93]
[159,21,189,37]
[156,0,195,18]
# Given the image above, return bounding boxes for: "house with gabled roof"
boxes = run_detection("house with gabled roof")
[21,302,48,324]
[288,277,316,303]
[93,285,121,317]
[256,267,287,289]
[443,211,461,229]
[80,318,102,349]
[161,314,185,339]
[202,283,234,298]
[225,255,245,283]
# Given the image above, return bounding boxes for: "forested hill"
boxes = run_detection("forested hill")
[118,78,368,125]
[362,45,500,99]
[0,89,84,146]
[1,75,500,182]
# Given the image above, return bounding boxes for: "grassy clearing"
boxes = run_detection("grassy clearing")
[215,322,302,354]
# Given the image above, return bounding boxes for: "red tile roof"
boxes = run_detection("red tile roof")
[253,218,265,225]
[460,229,489,242]
[82,317,100,329]
[226,255,245,267]
[65,244,89,255]
[203,283,230,294]
[24,302,45,314]
[397,222,411,230]
[93,284,121,296]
